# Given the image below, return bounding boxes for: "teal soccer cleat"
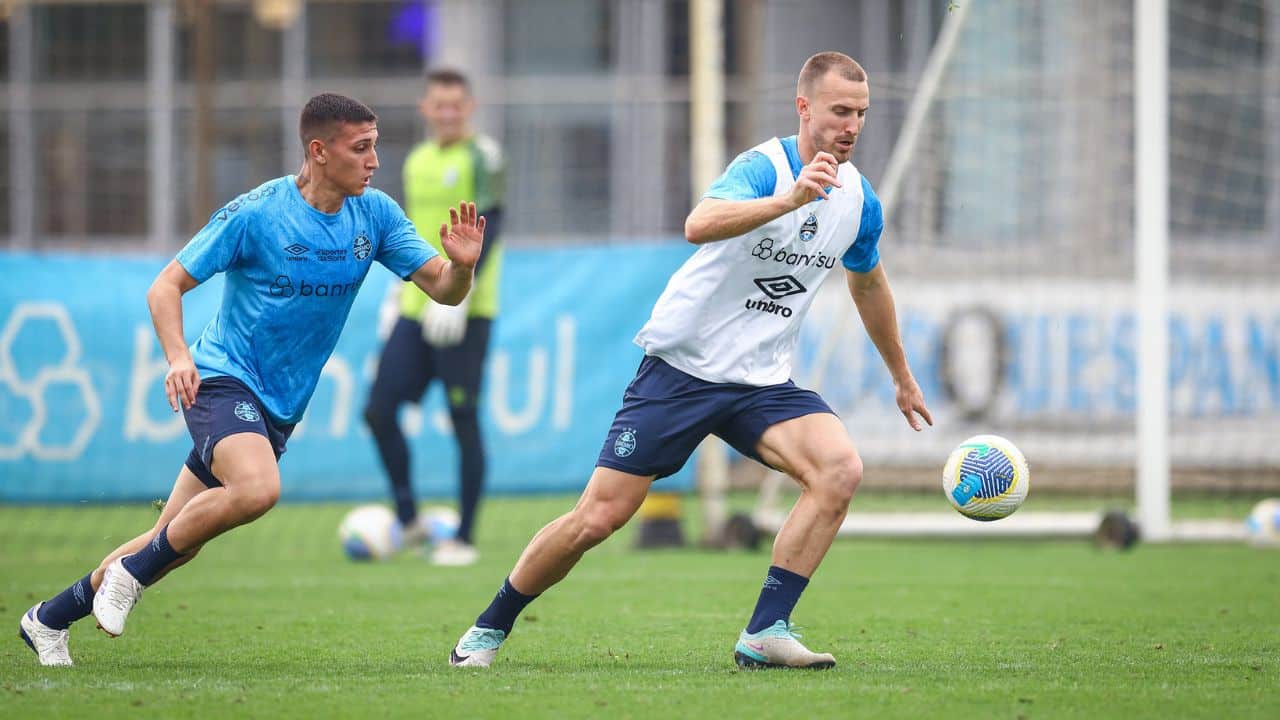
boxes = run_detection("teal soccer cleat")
[449,626,507,667]
[734,620,835,670]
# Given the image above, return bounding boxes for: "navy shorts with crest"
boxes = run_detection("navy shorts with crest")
[595,355,836,479]
[182,376,296,488]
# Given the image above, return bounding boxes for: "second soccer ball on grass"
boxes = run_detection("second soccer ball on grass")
[339,504,403,561]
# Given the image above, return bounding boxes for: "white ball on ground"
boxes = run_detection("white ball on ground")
[1245,498,1280,548]
[420,505,460,544]
[339,504,403,561]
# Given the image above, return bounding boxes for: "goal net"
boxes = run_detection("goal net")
[747,0,1280,542]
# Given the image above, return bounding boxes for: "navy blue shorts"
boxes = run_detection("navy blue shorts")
[596,356,836,479]
[183,376,296,489]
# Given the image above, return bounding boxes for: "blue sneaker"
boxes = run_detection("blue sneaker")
[734,620,835,669]
[449,626,506,667]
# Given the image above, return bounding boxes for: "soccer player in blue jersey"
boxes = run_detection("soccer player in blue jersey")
[19,93,485,667]
[450,52,932,670]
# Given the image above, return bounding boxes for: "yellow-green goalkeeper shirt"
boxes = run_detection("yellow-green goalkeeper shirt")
[399,133,505,320]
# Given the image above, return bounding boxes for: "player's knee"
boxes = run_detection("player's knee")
[447,407,481,438]
[574,518,615,548]
[572,507,627,549]
[362,401,393,431]
[231,478,280,519]
[817,452,862,508]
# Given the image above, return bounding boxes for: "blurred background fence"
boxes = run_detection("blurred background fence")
[1,0,1277,519]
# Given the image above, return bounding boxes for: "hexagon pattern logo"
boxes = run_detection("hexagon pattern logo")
[0,302,102,461]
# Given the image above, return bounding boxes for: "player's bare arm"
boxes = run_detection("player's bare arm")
[409,201,486,306]
[684,152,842,244]
[146,260,202,412]
[846,264,933,431]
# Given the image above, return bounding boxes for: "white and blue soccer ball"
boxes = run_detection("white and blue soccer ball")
[339,504,403,561]
[1244,498,1280,548]
[419,505,460,544]
[942,434,1030,521]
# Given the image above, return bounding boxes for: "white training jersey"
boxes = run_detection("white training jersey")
[633,135,883,386]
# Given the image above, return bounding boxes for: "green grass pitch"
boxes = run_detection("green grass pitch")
[1,497,1276,719]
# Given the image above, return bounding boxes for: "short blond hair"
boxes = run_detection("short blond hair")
[797,52,867,95]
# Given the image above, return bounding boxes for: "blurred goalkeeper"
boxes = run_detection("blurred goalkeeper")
[19,93,484,667]
[449,52,932,670]
[363,69,505,566]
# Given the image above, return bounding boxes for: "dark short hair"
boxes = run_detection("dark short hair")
[299,93,377,149]
[425,68,471,94]
[797,52,867,95]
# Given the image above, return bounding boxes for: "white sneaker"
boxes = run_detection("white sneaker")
[431,540,479,566]
[734,620,836,669]
[449,625,506,667]
[93,557,144,637]
[19,603,73,667]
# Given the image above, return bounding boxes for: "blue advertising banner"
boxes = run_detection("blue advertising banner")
[0,246,696,502]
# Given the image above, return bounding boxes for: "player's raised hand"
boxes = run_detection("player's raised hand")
[439,201,485,270]
[895,375,934,432]
[165,355,200,412]
[788,151,842,207]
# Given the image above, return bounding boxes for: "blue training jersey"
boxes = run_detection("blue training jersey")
[176,175,437,424]
[704,135,883,273]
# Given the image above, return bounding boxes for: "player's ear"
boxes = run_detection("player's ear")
[796,95,810,122]
[309,137,327,165]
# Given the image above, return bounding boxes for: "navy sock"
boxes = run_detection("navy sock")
[475,577,538,635]
[36,573,94,630]
[745,565,810,634]
[121,525,184,586]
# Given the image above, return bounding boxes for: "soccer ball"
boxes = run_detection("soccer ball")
[338,504,403,561]
[1244,498,1280,548]
[420,505,460,543]
[942,434,1030,521]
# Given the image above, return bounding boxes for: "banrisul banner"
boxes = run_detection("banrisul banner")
[6,248,1278,502]
[0,247,694,502]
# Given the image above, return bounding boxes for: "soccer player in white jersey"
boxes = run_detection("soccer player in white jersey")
[450,51,931,670]
[18,93,484,667]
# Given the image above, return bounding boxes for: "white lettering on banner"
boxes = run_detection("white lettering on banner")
[0,302,102,461]
[553,316,576,430]
[403,405,427,436]
[490,349,548,434]
[125,326,185,441]
[489,314,577,435]
[294,356,354,438]
[117,312,579,444]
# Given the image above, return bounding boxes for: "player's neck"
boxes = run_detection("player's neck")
[295,168,346,214]
[796,131,819,165]
[432,128,472,148]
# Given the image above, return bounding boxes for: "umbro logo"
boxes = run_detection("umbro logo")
[753,275,807,300]
[763,575,782,590]
[284,243,309,256]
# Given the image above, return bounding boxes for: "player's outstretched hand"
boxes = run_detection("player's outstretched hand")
[895,376,933,432]
[788,151,842,207]
[439,201,485,270]
[165,356,200,412]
